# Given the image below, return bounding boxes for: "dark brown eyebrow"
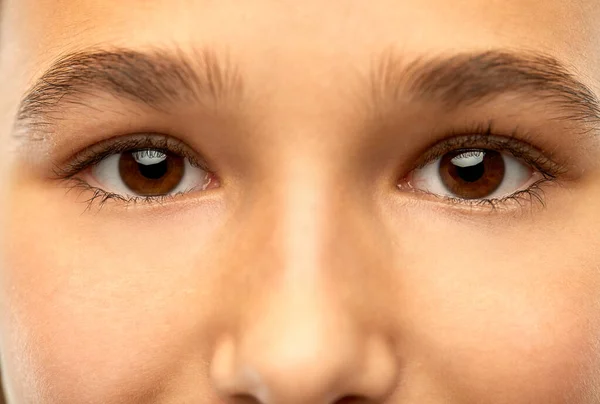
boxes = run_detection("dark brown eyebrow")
[16,48,600,136]
[372,50,600,127]
[16,47,243,127]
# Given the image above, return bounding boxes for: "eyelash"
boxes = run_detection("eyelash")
[419,178,551,211]
[403,122,566,211]
[54,134,213,210]
[63,177,189,211]
[55,123,566,212]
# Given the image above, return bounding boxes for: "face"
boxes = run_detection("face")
[1,1,600,403]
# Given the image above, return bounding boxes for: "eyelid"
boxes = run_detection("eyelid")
[415,178,553,213]
[408,132,567,181]
[52,133,213,179]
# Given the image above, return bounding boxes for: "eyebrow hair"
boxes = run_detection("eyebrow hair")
[16,47,600,137]
[372,50,600,126]
[16,47,243,127]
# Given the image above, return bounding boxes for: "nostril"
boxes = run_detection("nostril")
[231,393,260,404]
[334,395,370,404]
[228,393,370,404]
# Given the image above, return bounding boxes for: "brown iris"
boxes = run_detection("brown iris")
[118,150,185,196]
[439,149,505,199]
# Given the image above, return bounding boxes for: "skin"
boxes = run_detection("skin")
[1,0,600,403]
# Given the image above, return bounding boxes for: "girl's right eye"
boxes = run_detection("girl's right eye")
[89,149,215,197]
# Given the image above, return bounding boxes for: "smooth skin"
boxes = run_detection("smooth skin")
[2,1,600,403]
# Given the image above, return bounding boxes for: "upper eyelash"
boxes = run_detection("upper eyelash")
[413,123,567,179]
[52,133,211,179]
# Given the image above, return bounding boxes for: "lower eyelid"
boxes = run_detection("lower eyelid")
[403,177,555,212]
[60,177,193,211]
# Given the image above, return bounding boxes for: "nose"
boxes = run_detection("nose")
[209,179,399,404]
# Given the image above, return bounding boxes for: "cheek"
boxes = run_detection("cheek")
[427,284,600,403]
[399,218,600,404]
[0,182,226,403]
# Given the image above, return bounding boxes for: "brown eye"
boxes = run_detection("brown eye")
[91,148,211,197]
[439,150,505,199]
[119,150,185,196]
[408,148,533,201]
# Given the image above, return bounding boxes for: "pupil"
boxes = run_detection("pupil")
[138,159,168,180]
[455,161,485,182]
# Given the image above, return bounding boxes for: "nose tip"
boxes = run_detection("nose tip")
[210,323,398,404]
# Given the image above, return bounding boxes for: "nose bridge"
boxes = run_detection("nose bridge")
[279,167,338,281]
[209,166,399,403]
[239,160,360,285]
[238,164,360,337]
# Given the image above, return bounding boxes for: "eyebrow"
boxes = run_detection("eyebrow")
[15,48,600,135]
[372,50,600,126]
[16,47,243,127]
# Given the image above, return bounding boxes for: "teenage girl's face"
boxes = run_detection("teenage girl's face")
[1,1,600,403]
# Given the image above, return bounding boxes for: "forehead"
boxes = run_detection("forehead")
[2,0,600,117]
[3,1,600,60]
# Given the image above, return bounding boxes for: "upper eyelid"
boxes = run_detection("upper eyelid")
[410,131,566,178]
[53,133,212,179]
[57,127,564,176]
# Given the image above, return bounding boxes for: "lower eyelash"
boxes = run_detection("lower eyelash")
[62,177,192,212]
[417,177,554,212]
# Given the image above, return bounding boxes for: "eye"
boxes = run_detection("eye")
[406,148,537,200]
[91,148,212,197]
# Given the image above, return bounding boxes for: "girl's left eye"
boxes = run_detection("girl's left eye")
[90,149,213,197]
[405,149,539,200]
